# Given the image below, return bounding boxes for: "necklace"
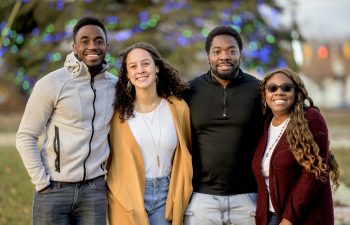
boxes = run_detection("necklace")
[264,118,290,158]
[141,100,162,167]
[135,97,161,124]
[143,111,156,124]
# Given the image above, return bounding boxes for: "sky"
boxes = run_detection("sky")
[276,0,350,41]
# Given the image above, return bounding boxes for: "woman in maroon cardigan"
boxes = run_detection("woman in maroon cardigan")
[252,68,340,225]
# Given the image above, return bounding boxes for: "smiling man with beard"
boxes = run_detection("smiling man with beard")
[16,17,117,225]
[184,26,264,225]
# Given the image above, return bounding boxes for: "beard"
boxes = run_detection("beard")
[88,63,104,76]
[211,63,240,81]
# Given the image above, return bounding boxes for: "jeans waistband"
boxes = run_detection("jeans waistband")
[145,175,169,187]
[51,175,105,188]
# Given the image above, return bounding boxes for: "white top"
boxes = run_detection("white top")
[261,118,290,212]
[128,99,178,178]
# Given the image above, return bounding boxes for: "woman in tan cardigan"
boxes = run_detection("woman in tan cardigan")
[107,42,192,225]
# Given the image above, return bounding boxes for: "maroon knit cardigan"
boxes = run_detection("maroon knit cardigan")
[252,107,334,225]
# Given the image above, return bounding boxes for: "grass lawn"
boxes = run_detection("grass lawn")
[0,146,349,224]
[333,147,350,187]
[0,147,34,225]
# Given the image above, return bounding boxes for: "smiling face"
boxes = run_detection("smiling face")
[208,34,241,83]
[73,25,108,67]
[126,48,159,91]
[265,72,296,120]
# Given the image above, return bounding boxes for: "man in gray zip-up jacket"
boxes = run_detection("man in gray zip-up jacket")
[16,17,116,225]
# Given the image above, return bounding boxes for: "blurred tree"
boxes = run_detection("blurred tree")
[0,0,296,101]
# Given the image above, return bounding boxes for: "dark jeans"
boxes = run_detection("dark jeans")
[33,176,107,225]
[268,211,277,225]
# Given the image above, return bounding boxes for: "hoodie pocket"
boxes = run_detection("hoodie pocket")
[53,126,61,173]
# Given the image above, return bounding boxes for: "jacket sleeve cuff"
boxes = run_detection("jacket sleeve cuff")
[282,210,297,224]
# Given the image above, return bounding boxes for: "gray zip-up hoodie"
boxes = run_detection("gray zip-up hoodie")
[16,52,117,191]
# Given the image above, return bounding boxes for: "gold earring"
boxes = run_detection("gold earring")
[127,81,132,92]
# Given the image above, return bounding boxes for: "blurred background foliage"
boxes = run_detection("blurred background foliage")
[0,0,296,103]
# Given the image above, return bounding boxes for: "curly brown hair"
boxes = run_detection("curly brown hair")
[260,68,340,189]
[114,42,189,122]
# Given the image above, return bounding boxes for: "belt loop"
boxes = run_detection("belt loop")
[56,181,62,189]
[89,178,94,188]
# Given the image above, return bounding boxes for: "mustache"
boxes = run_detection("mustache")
[84,50,102,54]
[217,62,234,67]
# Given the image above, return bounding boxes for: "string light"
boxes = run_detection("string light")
[318,46,328,59]
[0,0,290,93]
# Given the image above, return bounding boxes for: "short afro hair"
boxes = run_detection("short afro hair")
[205,26,242,53]
[73,16,107,43]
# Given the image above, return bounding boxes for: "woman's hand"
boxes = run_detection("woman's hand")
[279,218,293,225]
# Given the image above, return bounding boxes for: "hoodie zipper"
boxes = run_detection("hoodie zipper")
[222,86,227,118]
[83,78,96,181]
[53,125,60,172]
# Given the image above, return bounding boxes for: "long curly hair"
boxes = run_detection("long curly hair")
[114,42,189,122]
[260,68,340,189]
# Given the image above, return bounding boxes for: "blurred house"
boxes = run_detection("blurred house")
[298,40,350,109]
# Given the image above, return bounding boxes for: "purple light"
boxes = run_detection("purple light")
[0,21,5,29]
[278,59,287,68]
[42,34,52,43]
[131,26,143,33]
[56,0,64,11]
[32,28,40,36]
[45,53,52,61]
[221,20,231,26]
[0,48,6,57]
[139,11,149,21]
[173,1,187,10]
[259,46,272,63]
[240,11,255,22]
[113,29,132,41]
[51,34,61,42]
[221,9,231,18]
[193,17,204,27]
[107,16,118,24]
[161,1,187,13]
[231,2,240,10]
[243,49,259,58]
[177,36,188,46]
[22,0,30,3]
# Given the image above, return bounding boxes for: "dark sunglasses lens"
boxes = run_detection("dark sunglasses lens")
[281,84,294,92]
[266,84,278,93]
[266,84,294,93]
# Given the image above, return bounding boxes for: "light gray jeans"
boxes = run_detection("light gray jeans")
[184,192,257,225]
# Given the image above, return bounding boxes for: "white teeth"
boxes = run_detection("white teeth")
[86,54,99,59]
[218,65,231,70]
[136,76,148,81]
[274,100,286,104]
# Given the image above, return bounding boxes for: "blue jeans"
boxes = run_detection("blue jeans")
[184,192,257,225]
[268,212,277,225]
[33,176,107,225]
[144,176,171,225]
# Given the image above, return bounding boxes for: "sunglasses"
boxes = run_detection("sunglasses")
[266,83,295,93]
